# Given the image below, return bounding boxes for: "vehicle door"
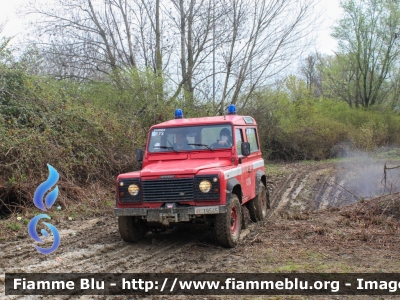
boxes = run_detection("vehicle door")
[236,127,253,202]
[243,127,262,201]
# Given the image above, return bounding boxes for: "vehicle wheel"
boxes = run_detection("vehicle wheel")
[246,183,268,222]
[215,195,241,248]
[118,216,147,243]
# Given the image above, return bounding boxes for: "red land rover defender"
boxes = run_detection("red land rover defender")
[114,105,269,248]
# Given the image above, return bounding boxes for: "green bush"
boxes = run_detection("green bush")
[240,93,400,161]
[350,120,389,151]
[0,68,27,104]
[0,76,140,191]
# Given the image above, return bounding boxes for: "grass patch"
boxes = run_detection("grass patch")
[7,222,21,231]
[276,263,303,272]
[303,251,326,259]
[265,163,296,178]
[376,148,400,159]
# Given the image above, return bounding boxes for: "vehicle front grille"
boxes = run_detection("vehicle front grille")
[142,178,194,202]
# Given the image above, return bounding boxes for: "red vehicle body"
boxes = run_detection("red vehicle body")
[114,107,269,247]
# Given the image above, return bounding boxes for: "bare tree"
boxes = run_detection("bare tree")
[332,0,400,107]
[23,0,320,113]
[164,0,219,106]
[24,0,151,80]
[318,52,361,107]
[299,53,322,97]
[0,21,5,37]
[216,0,319,114]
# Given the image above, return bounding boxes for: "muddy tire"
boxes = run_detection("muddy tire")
[118,216,147,243]
[247,183,269,222]
[215,195,241,248]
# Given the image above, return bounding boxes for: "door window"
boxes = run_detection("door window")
[235,129,244,156]
[245,128,259,153]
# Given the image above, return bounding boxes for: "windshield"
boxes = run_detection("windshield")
[148,124,233,152]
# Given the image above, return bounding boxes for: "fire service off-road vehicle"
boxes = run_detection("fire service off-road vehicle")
[114,105,269,247]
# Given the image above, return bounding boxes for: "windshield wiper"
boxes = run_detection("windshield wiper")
[187,143,213,151]
[154,146,178,153]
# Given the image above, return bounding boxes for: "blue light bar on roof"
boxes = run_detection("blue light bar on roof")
[227,104,237,115]
[175,109,183,119]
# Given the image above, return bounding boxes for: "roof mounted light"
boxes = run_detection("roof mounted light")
[227,104,237,115]
[175,109,183,119]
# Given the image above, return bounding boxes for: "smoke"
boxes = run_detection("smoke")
[334,149,400,202]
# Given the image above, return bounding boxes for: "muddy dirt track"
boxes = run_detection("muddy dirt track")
[1,158,400,299]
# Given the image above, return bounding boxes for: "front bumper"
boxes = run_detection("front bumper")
[114,205,227,222]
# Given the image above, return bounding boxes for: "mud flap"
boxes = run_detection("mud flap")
[241,207,248,229]
[255,170,270,209]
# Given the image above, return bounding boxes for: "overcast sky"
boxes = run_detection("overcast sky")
[314,0,343,54]
[0,0,27,38]
[0,0,343,54]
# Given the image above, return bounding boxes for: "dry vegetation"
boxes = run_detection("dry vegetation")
[1,159,400,300]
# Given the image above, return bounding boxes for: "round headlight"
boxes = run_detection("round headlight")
[128,184,140,196]
[199,180,212,193]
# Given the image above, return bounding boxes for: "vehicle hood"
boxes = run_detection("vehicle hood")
[141,159,230,177]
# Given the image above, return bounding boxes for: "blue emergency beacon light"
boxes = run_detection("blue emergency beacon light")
[227,104,237,115]
[175,109,183,119]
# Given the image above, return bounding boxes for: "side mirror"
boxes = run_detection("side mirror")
[136,149,143,165]
[241,142,250,156]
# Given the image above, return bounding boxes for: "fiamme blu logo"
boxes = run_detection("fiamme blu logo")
[27,164,61,255]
